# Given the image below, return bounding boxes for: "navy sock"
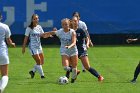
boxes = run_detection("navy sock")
[88,67,100,78]
[133,62,140,80]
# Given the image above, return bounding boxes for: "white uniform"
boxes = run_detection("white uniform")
[78,20,87,31]
[55,28,78,56]
[0,22,11,65]
[25,25,44,55]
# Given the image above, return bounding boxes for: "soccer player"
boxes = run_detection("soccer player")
[43,18,78,83]
[72,11,94,72]
[66,16,104,81]
[0,12,16,93]
[126,38,140,83]
[22,14,45,79]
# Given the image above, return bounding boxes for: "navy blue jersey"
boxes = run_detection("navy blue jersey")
[76,28,88,52]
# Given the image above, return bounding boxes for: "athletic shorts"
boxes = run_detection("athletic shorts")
[60,48,78,57]
[0,54,9,65]
[29,48,43,55]
[78,50,88,58]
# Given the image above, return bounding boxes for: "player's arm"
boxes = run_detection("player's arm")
[126,38,138,43]
[22,36,28,54]
[65,32,76,49]
[5,25,16,47]
[6,38,16,47]
[41,31,56,38]
[85,37,90,49]
[82,22,93,47]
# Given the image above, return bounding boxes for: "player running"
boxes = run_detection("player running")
[66,16,104,81]
[42,18,78,83]
[72,11,93,72]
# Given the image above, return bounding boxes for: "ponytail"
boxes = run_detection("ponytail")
[29,21,34,29]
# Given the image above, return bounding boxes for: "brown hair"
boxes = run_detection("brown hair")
[28,14,38,29]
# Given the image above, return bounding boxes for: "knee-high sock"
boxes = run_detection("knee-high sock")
[82,64,85,70]
[133,62,140,80]
[36,65,44,76]
[0,76,8,92]
[71,68,77,79]
[88,67,100,78]
[64,66,71,71]
[32,65,37,73]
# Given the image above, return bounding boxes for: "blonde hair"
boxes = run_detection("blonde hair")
[61,18,70,23]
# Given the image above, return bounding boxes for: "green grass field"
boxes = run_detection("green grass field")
[4,45,140,93]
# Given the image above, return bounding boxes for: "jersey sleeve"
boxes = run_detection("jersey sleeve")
[25,27,31,36]
[82,22,88,31]
[39,25,44,34]
[5,25,11,38]
[55,29,61,37]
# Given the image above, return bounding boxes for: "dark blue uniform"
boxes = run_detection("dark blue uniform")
[75,28,88,58]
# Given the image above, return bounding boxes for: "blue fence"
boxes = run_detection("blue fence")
[0,0,140,34]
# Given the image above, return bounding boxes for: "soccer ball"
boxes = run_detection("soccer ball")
[58,76,69,84]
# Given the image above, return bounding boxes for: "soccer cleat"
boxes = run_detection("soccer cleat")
[77,70,81,76]
[98,75,104,81]
[41,76,45,79]
[29,71,35,78]
[71,78,75,83]
[131,79,136,83]
[82,69,86,72]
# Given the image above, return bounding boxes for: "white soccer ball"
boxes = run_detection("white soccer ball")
[58,76,69,84]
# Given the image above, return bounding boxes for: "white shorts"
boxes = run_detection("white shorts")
[61,52,78,57]
[29,48,43,55]
[60,48,78,57]
[0,55,9,65]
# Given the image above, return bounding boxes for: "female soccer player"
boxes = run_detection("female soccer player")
[72,11,93,72]
[66,16,104,81]
[126,38,140,83]
[43,18,78,83]
[22,14,45,79]
[0,12,15,93]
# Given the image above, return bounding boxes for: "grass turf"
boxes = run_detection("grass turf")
[4,45,140,93]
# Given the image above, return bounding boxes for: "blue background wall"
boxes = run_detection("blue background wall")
[0,0,140,35]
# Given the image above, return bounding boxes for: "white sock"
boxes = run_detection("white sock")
[0,76,8,92]
[71,68,77,79]
[32,65,37,73]
[82,64,85,70]
[36,65,44,76]
[64,66,71,71]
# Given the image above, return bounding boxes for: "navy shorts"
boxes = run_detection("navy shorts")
[78,50,88,58]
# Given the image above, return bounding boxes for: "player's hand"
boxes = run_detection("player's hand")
[11,43,16,47]
[89,41,93,47]
[65,46,71,49]
[41,33,53,38]
[126,39,132,43]
[22,48,25,54]
[52,27,57,31]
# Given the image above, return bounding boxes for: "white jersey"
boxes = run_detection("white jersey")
[55,28,78,56]
[78,20,88,31]
[0,22,11,55]
[25,25,44,49]
[0,22,11,65]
